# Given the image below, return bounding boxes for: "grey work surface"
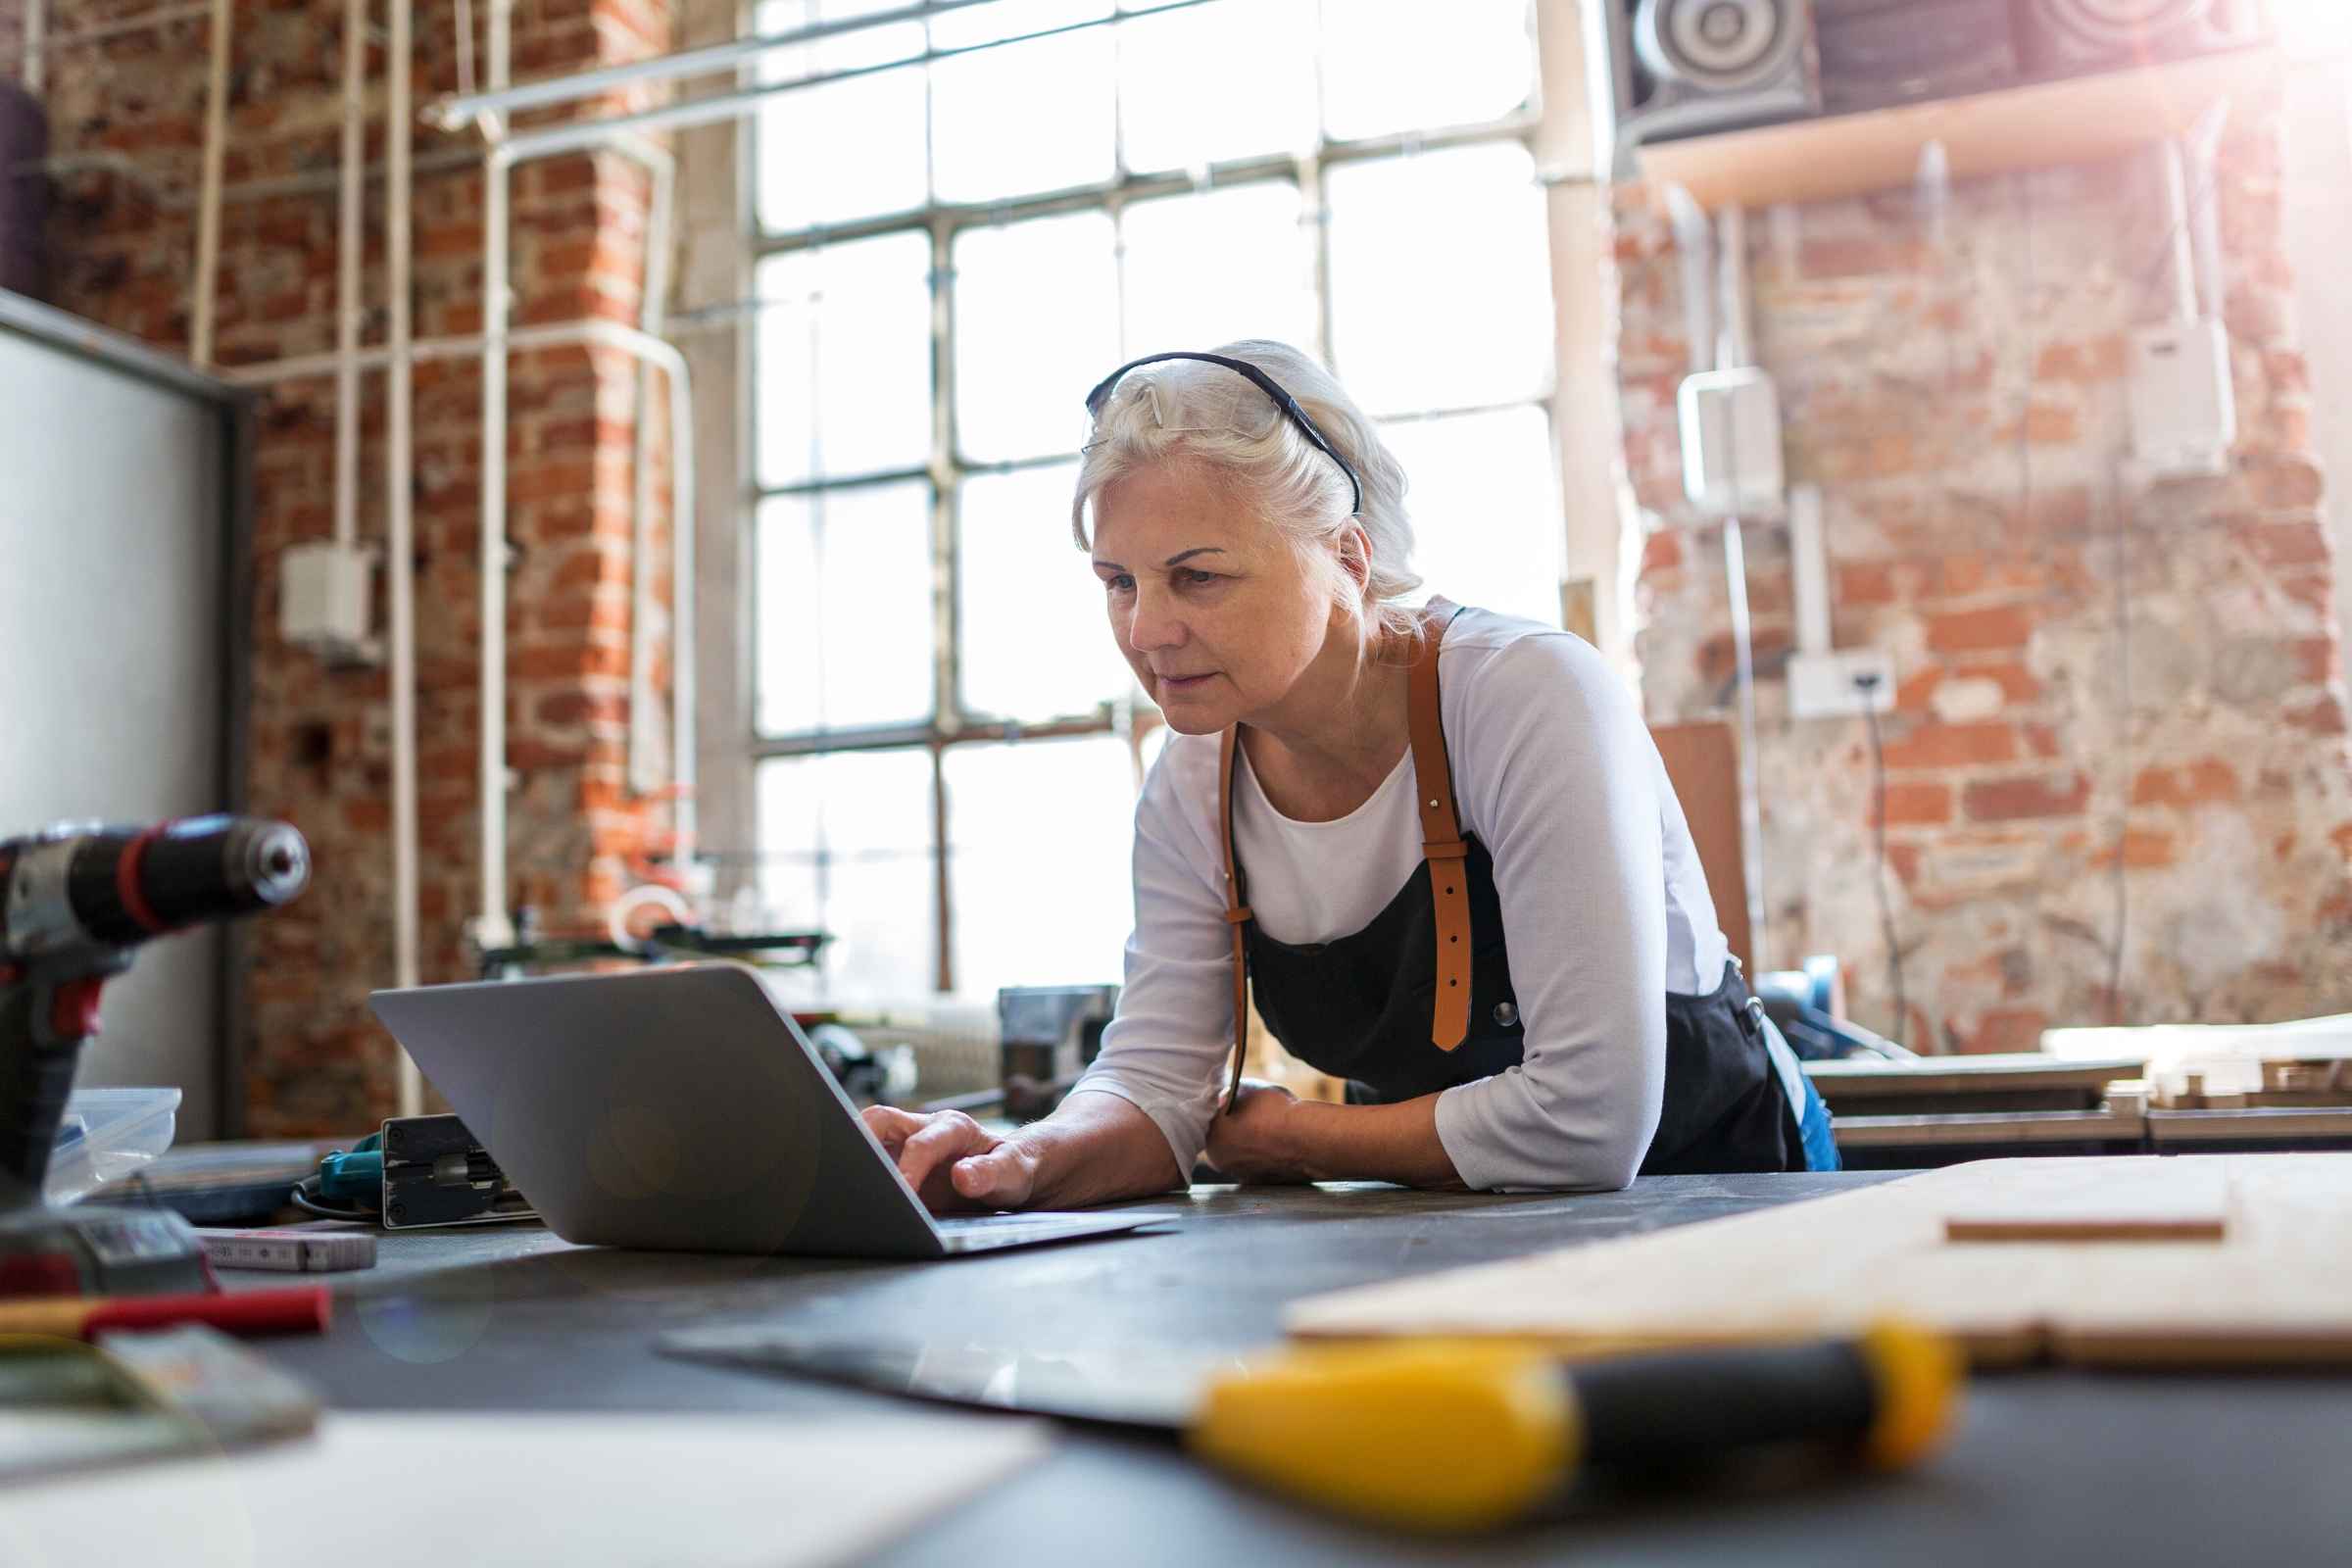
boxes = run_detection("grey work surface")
[219,1174,2352,1566]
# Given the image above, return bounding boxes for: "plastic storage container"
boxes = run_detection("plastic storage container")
[46,1087,182,1205]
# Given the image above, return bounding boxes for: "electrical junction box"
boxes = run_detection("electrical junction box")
[2128,319,2235,479]
[1788,649,1896,720]
[1678,367,1786,518]
[279,539,379,663]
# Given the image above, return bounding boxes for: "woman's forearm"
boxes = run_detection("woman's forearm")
[1015,1091,1189,1207]
[1286,1094,1466,1190]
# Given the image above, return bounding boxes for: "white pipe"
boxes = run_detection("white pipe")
[1715,202,1771,967]
[488,0,509,135]
[1721,513,1768,974]
[189,0,231,367]
[494,0,1214,164]
[470,1,514,955]
[629,144,675,800]
[427,0,1004,127]
[2182,100,2231,326]
[454,0,475,97]
[224,320,685,377]
[388,0,421,1117]
[478,161,513,948]
[333,0,366,552]
[2162,139,2201,322]
[24,0,41,93]
[1715,204,1752,372]
[1662,184,1715,381]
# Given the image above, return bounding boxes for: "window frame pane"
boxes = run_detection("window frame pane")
[743,2,1558,1003]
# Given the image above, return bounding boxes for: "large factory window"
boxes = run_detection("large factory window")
[747,0,1562,1003]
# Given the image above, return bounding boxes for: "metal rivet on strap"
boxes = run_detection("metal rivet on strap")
[1428,799,1439,808]
[1494,1001,1519,1028]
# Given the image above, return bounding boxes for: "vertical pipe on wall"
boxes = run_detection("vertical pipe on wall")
[334,0,366,551]
[667,331,697,866]
[487,0,509,132]
[189,0,231,366]
[1713,202,1768,972]
[627,142,676,802]
[476,0,514,952]
[2162,137,2203,322]
[479,144,512,949]
[24,1,42,93]
[387,0,421,1117]
[454,0,476,97]
[1715,203,1753,370]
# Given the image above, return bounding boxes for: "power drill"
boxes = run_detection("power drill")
[0,816,309,1296]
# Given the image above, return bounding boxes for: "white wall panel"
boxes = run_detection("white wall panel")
[0,323,228,1136]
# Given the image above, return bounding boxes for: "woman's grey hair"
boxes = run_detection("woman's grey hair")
[1070,339,1423,641]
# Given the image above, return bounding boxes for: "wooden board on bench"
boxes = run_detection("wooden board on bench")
[1286,1155,2352,1368]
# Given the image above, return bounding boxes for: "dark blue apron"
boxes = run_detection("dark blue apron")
[1213,602,1808,1176]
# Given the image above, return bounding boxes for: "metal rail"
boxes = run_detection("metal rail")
[493,0,1216,165]
[426,0,1005,127]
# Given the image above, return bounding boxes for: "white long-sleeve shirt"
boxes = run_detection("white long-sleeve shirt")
[1067,607,1735,1193]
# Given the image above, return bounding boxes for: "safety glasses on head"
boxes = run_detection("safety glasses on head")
[1083,351,1363,518]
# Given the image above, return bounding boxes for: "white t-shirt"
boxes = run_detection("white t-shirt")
[1068,607,1738,1193]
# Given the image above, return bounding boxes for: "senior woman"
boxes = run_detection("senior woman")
[861,339,1838,1213]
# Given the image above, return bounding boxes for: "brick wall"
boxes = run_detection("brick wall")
[32,0,677,1132]
[1619,121,2352,1051]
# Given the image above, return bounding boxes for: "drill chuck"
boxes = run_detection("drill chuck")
[3,816,309,960]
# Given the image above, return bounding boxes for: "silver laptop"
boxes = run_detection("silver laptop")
[368,964,1159,1259]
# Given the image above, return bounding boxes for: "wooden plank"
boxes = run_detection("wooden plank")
[1636,47,2282,213]
[1806,1054,2143,1104]
[1945,1216,2225,1243]
[1807,1053,2145,1086]
[2044,1016,2352,1069]
[2148,1108,2352,1146]
[1832,1107,2143,1150]
[1943,1159,2228,1244]
[1944,1216,2223,1243]
[1649,719,1748,975]
[1285,1154,2352,1369]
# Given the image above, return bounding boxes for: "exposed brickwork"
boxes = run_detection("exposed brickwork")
[34,0,678,1132]
[1618,125,2352,1052]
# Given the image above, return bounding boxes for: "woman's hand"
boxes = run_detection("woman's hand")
[1201,1081,1311,1184]
[859,1106,1042,1215]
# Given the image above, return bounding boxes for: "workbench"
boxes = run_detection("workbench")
[220,1173,2352,1565]
[1807,1054,2352,1168]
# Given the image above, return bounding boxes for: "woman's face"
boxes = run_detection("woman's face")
[1090,459,1340,735]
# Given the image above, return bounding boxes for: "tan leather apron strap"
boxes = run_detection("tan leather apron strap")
[1217,723,1251,1112]
[1411,597,1472,1050]
[1214,599,1473,1105]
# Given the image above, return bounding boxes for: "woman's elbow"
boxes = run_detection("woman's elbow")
[1585,1141,1643,1193]
[1523,1095,1655,1192]
[1469,1135,1644,1195]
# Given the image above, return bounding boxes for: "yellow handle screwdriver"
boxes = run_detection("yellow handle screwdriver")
[1190,1321,1962,1532]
